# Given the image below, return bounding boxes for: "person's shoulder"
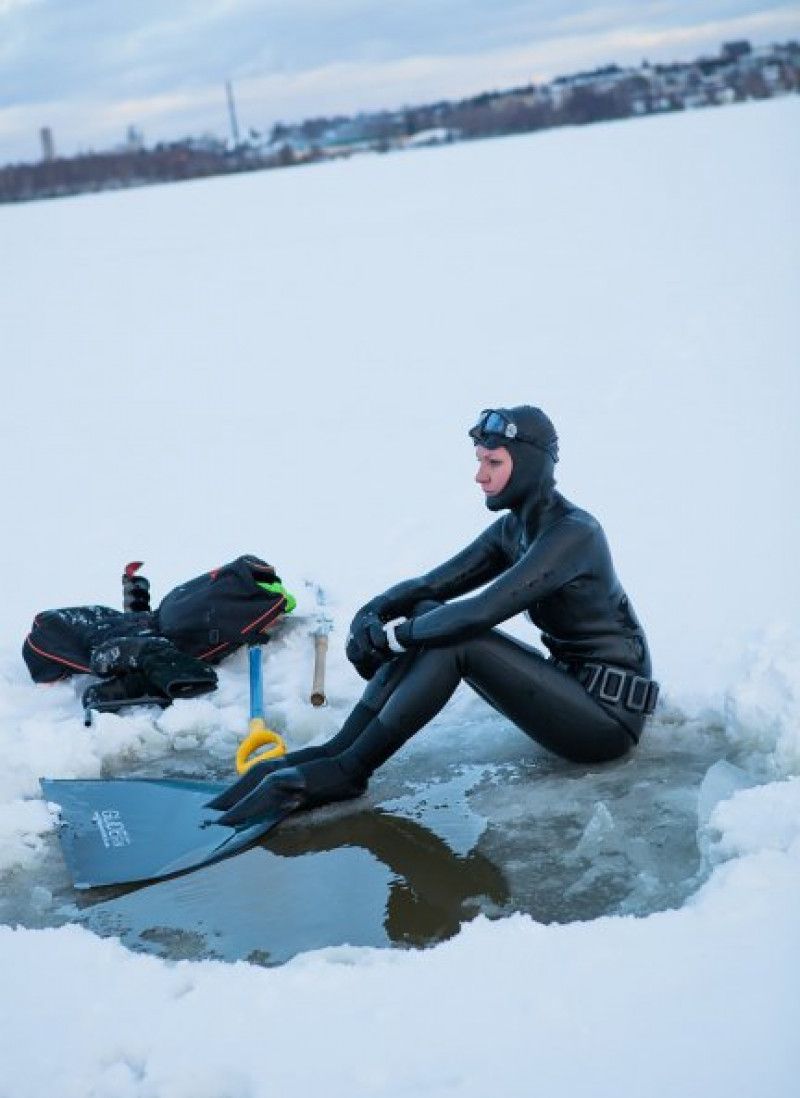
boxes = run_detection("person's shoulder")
[480,512,518,555]
[549,495,604,541]
[478,516,515,546]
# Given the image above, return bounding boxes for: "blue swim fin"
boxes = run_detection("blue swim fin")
[41,777,294,889]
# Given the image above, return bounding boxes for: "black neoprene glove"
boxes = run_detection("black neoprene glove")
[90,635,158,676]
[90,635,217,700]
[346,610,393,680]
[136,639,218,700]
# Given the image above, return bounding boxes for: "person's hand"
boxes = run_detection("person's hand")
[346,610,394,680]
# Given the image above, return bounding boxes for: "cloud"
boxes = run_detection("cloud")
[203,6,800,129]
[0,0,34,14]
[2,1,799,161]
[4,1,792,103]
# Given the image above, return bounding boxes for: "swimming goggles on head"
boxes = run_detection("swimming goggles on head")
[469,409,559,460]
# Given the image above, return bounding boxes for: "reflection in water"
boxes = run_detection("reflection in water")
[74,788,509,964]
[10,725,732,963]
[266,807,509,947]
[5,721,736,961]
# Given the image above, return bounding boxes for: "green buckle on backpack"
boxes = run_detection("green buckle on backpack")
[257,580,297,614]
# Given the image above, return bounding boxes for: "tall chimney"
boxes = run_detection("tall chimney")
[40,127,55,161]
[226,80,241,147]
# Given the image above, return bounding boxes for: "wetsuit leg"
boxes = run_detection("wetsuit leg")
[206,657,416,811]
[461,633,636,762]
[290,630,635,810]
[215,628,636,822]
[279,657,415,764]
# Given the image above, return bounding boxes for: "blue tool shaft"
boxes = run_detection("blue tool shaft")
[248,645,264,720]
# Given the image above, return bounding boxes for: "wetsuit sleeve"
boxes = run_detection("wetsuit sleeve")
[397,517,592,647]
[360,520,508,621]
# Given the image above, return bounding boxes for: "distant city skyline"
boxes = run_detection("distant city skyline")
[2,1,799,164]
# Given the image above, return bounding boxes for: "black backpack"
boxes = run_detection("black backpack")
[156,554,290,662]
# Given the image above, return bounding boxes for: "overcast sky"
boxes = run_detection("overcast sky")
[1,1,799,163]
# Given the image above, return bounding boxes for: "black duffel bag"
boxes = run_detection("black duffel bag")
[23,606,157,684]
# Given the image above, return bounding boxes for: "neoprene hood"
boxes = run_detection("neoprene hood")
[471,405,559,513]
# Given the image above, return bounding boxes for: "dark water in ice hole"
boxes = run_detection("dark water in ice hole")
[3,713,757,966]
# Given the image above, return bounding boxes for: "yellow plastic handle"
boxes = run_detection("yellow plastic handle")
[236,717,287,774]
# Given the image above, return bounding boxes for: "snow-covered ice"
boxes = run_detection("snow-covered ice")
[0,96,798,1096]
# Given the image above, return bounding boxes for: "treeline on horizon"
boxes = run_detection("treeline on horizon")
[1,38,798,204]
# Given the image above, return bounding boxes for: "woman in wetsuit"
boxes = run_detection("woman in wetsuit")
[213,405,658,826]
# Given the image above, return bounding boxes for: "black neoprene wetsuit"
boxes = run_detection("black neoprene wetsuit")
[356,489,651,742]
[212,405,657,826]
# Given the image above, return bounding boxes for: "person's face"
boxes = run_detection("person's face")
[475,444,513,498]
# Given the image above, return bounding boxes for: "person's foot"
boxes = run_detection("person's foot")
[206,757,290,811]
[214,766,308,827]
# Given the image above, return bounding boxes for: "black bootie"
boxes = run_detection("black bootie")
[215,767,310,827]
[207,702,377,812]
